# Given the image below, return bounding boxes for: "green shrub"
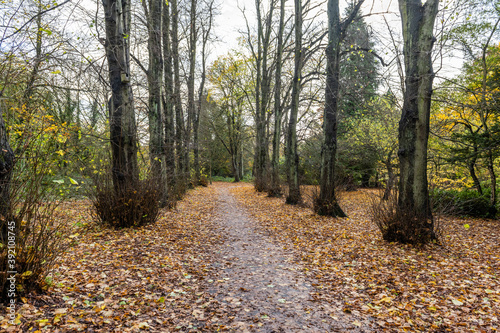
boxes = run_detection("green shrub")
[430,188,496,218]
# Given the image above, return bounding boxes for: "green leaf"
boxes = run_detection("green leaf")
[68,177,79,185]
[52,179,64,184]
[464,224,470,229]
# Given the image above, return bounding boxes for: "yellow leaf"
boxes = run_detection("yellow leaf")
[21,271,33,278]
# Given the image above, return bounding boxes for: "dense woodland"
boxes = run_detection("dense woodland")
[0,0,499,331]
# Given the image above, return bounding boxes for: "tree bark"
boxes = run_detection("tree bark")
[144,0,165,203]
[467,140,482,195]
[269,0,286,197]
[382,148,395,200]
[254,0,265,191]
[253,0,274,192]
[286,0,302,205]
[317,0,363,217]
[23,2,43,108]
[0,102,14,221]
[185,0,197,187]
[397,0,439,240]
[170,0,185,195]
[163,0,176,199]
[487,152,496,206]
[102,0,139,193]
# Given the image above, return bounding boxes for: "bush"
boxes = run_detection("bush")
[1,134,70,302]
[429,188,496,218]
[371,192,438,244]
[199,176,209,187]
[89,173,160,228]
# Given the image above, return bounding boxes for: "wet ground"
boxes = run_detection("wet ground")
[207,184,367,332]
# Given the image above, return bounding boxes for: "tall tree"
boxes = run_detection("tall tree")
[194,0,215,184]
[316,0,364,217]
[207,54,249,182]
[163,0,176,199]
[171,0,186,193]
[269,0,286,197]
[253,0,274,192]
[143,0,165,202]
[102,0,139,192]
[185,0,197,186]
[286,0,302,204]
[397,0,439,242]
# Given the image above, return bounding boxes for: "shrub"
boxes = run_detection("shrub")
[89,173,160,228]
[429,188,495,218]
[199,176,209,187]
[371,191,438,244]
[1,133,70,302]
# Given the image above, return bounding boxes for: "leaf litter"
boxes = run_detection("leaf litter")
[230,184,500,332]
[1,182,498,332]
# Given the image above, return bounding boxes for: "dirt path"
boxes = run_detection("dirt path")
[207,183,365,332]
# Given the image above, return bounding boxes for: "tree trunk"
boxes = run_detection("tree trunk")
[144,0,165,203]
[194,1,213,185]
[317,0,364,216]
[382,149,395,200]
[23,2,43,108]
[253,0,273,192]
[467,142,482,195]
[487,152,496,206]
[163,0,176,200]
[286,0,302,205]
[254,0,264,191]
[269,0,286,197]
[185,0,197,187]
[0,102,14,220]
[397,0,439,241]
[102,0,139,193]
[171,0,185,194]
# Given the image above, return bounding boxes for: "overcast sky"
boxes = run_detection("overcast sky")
[211,0,464,81]
[214,0,400,54]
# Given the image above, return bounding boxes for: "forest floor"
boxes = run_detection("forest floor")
[1,182,499,332]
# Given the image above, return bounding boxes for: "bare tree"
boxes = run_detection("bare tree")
[194,0,215,184]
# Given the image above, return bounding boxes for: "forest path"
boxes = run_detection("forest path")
[207,183,365,332]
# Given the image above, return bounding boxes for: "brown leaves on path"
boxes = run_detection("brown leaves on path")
[231,184,500,332]
[1,185,228,332]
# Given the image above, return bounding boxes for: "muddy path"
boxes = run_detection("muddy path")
[207,183,367,332]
